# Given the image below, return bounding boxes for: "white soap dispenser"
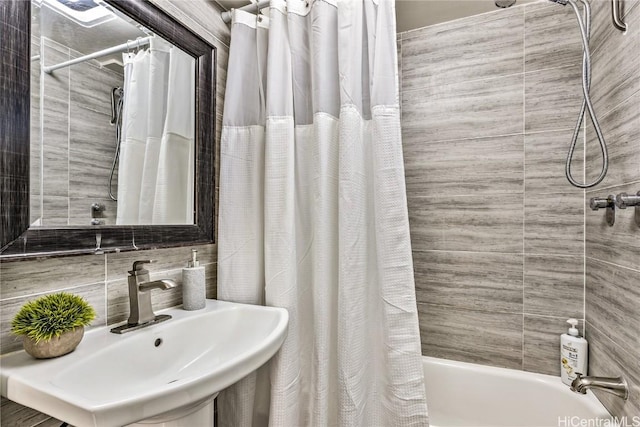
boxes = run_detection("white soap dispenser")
[182,249,206,310]
[560,318,588,386]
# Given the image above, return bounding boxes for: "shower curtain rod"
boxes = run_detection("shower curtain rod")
[221,0,270,24]
[43,36,153,74]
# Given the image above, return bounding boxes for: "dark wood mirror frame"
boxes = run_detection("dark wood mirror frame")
[0,0,215,259]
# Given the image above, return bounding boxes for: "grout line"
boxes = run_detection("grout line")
[586,321,636,354]
[582,112,587,326]
[402,127,582,146]
[67,45,71,226]
[412,249,584,258]
[584,179,640,194]
[585,256,640,274]
[415,301,526,317]
[104,253,108,326]
[407,191,578,199]
[38,41,44,223]
[401,62,582,97]
[522,6,526,369]
[402,131,526,145]
[522,127,585,136]
[522,313,582,320]
[588,79,640,120]
[0,282,104,303]
[401,70,525,95]
[408,192,524,198]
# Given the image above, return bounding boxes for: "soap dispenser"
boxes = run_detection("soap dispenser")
[182,249,206,310]
[560,318,588,386]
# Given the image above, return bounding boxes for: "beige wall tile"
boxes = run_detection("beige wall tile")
[418,303,523,370]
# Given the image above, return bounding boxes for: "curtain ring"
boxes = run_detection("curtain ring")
[249,0,259,14]
[128,38,139,54]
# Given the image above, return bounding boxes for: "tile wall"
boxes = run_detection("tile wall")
[30,32,123,226]
[0,0,230,424]
[399,2,587,374]
[583,0,640,418]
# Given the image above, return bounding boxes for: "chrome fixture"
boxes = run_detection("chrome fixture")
[571,373,629,400]
[611,0,627,31]
[615,191,640,209]
[495,0,516,7]
[590,195,616,226]
[549,0,609,189]
[549,0,627,31]
[109,87,124,201]
[615,191,640,226]
[91,203,105,212]
[110,260,178,334]
[95,232,103,254]
[91,203,106,225]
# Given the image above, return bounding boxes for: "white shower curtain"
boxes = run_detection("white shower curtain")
[217,0,428,425]
[116,38,195,225]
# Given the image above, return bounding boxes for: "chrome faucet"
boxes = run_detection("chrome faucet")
[570,373,629,400]
[110,260,178,334]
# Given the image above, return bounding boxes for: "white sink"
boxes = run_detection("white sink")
[0,300,288,427]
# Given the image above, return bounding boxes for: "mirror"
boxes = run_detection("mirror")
[0,0,215,258]
[31,0,195,226]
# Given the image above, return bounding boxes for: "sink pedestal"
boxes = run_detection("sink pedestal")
[128,393,218,427]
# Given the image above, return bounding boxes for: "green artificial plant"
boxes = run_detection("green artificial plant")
[11,292,96,343]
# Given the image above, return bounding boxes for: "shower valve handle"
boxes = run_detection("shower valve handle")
[589,196,614,210]
[615,191,640,227]
[590,195,616,227]
[614,192,640,209]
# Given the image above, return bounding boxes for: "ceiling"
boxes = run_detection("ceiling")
[35,0,149,69]
[214,0,539,33]
[394,0,538,32]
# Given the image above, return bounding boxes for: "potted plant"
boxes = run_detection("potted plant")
[11,292,96,359]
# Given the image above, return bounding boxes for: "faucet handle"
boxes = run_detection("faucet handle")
[130,260,156,275]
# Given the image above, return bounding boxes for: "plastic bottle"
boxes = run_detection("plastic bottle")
[560,318,588,386]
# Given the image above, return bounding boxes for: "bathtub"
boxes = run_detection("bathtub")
[422,356,612,427]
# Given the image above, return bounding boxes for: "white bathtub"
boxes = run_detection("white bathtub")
[422,356,612,427]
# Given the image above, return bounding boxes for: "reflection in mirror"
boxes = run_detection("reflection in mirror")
[30,0,195,227]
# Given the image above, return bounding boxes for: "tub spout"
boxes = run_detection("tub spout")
[570,373,629,400]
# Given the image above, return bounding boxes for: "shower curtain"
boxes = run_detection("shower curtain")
[116,38,195,225]
[217,0,428,425]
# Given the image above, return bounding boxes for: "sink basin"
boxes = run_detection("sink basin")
[0,300,288,427]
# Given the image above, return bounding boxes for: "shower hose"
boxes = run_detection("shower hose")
[564,0,609,188]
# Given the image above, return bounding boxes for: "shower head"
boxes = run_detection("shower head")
[495,0,516,7]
